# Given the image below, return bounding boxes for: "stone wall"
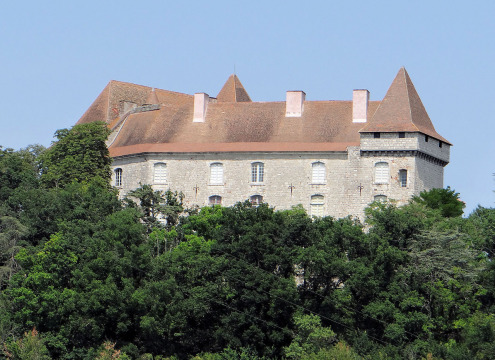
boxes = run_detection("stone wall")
[111,140,447,220]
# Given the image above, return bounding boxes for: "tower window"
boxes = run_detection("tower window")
[425,135,429,142]
[399,169,407,187]
[374,162,389,184]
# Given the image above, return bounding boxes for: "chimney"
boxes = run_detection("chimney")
[193,93,209,122]
[352,89,369,123]
[285,91,305,117]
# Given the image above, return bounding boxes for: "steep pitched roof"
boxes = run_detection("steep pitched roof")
[216,74,252,102]
[360,67,450,144]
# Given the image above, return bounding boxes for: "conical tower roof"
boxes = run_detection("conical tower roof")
[360,68,450,144]
[216,74,252,102]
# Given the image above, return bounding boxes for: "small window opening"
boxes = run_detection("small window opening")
[399,169,407,187]
[399,132,405,138]
[374,132,381,139]
[425,135,429,142]
[439,141,442,148]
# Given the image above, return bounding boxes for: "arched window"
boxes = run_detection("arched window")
[250,195,263,206]
[311,162,326,184]
[374,195,387,203]
[209,195,222,205]
[114,168,123,187]
[251,162,264,183]
[153,163,167,184]
[210,163,223,185]
[310,195,324,217]
[375,162,389,184]
[399,169,407,187]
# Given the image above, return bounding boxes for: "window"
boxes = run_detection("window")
[399,132,405,138]
[425,135,429,142]
[374,162,389,184]
[209,195,222,205]
[153,163,167,184]
[210,163,223,184]
[251,162,264,183]
[312,162,325,184]
[399,169,407,187]
[114,168,122,187]
[310,195,324,217]
[374,195,387,203]
[374,132,381,139]
[250,195,263,206]
[439,141,443,148]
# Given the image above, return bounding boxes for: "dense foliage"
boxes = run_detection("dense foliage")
[1,126,495,359]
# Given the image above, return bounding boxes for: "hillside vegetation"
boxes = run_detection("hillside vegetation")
[1,123,494,359]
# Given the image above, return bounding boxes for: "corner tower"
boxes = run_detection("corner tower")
[358,68,451,205]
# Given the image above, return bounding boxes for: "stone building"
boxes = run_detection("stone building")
[76,68,450,219]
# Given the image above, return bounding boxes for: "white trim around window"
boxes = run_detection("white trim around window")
[311,161,326,184]
[251,162,264,183]
[153,163,167,184]
[374,162,389,184]
[210,163,224,185]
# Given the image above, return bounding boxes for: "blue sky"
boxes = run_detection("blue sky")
[1,1,493,214]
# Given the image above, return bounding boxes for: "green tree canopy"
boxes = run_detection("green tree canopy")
[40,122,111,188]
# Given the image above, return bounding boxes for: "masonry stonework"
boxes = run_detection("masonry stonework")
[79,68,451,220]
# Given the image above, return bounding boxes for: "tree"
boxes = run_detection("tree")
[40,121,111,188]
[126,185,184,232]
[411,187,465,217]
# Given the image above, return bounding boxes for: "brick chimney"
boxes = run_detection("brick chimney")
[193,93,209,122]
[352,89,369,123]
[285,91,305,117]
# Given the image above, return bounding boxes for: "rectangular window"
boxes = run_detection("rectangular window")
[115,168,122,187]
[374,132,381,139]
[375,162,389,184]
[399,132,405,138]
[153,163,167,184]
[311,162,325,183]
[210,163,223,184]
[399,170,407,187]
[425,135,429,142]
[251,163,264,183]
[310,195,324,217]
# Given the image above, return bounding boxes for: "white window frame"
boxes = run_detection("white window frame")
[399,169,407,187]
[210,163,224,185]
[374,162,389,184]
[374,195,387,203]
[250,195,263,206]
[310,195,324,217]
[114,168,122,187]
[153,163,167,184]
[209,195,222,205]
[251,162,264,183]
[311,162,326,184]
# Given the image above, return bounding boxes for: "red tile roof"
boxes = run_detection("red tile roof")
[216,74,252,102]
[76,69,450,157]
[360,68,451,144]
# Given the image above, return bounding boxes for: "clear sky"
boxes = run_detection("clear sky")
[1,1,493,214]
